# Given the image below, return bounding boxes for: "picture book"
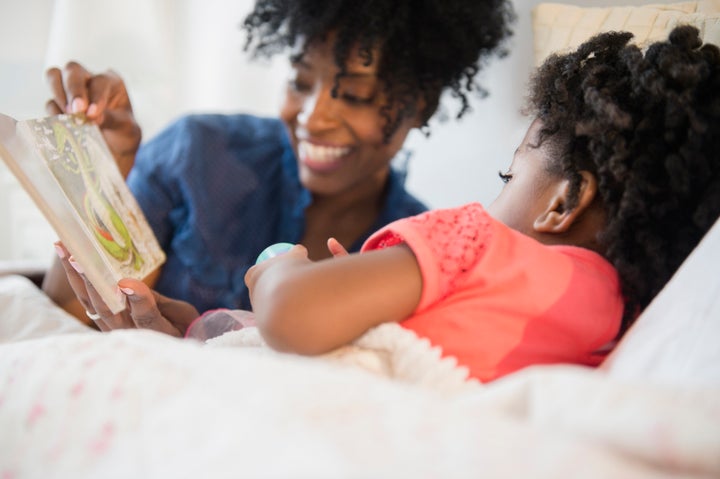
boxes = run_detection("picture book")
[0,113,165,314]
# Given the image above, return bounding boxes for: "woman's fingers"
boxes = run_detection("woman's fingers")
[53,242,94,313]
[61,61,92,113]
[119,279,194,337]
[79,273,135,330]
[45,99,64,116]
[45,66,69,114]
[45,62,127,122]
[63,256,133,330]
[45,63,94,119]
[44,62,141,178]
[54,242,130,330]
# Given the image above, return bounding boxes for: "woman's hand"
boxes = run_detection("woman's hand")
[54,242,198,336]
[45,61,141,178]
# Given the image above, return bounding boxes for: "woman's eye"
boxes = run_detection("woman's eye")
[336,82,375,105]
[498,170,513,184]
[341,92,374,105]
[288,79,311,93]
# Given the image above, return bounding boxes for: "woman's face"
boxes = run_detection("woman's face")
[280,35,421,197]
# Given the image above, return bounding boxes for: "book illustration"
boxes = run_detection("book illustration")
[0,113,165,313]
[31,117,145,271]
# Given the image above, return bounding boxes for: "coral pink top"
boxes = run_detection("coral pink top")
[362,203,622,382]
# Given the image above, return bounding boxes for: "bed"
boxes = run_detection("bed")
[0,215,718,477]
[1,2,719,477]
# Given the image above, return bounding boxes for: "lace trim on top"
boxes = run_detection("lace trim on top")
[372,203,493,301]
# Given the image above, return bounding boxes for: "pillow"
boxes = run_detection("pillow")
[532,0,720,65]
[600,216,720,387]
[0,274,91,343]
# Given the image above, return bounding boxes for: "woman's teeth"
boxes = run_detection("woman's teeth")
[299,141,351,164]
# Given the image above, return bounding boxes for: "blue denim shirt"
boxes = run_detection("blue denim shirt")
[128,114,427,312]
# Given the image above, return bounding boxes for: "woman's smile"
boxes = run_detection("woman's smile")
[298,140,353,173]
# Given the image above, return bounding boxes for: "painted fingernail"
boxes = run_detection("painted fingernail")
[120,287,135,296]
[54,243,66,259]
[71,97,86,113]
[68,257,84,274]
[86,103,98,117]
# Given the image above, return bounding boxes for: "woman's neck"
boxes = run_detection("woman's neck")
[302,169,389,259]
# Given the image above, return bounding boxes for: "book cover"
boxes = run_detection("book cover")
[0,113,165,314]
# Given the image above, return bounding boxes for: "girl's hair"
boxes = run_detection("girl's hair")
[527,26,720,329]
[242,0,515,140]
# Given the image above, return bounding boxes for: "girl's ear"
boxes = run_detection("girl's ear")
[533,171,598,234]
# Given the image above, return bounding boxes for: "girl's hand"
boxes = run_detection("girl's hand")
[244,244,310,294]
[45,61,141,178]
[245,241,422,355]
[327,237,349,257]
[54,242,198,336]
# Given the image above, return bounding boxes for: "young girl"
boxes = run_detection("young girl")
[59,26,720,383]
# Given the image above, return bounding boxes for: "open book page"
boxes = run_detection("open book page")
[0,113,165,313]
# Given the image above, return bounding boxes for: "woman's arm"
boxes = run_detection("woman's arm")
[245,244,423,355]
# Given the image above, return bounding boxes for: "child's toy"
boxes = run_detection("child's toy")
[184,308,256,342]
[185,242,295,341]
[255,242,294,264]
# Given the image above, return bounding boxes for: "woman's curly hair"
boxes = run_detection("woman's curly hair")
[527,26,720,329]
[242,0,515,140]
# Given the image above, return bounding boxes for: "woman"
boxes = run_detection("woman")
[43,0,515,321]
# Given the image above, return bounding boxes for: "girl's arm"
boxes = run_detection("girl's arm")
[245,244,422,355]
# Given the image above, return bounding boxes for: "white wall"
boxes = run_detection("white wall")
[0,0,57,264]
[0,0,679,264]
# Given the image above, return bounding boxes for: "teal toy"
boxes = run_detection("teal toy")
[186,242,296,341]
[255,242,295,264]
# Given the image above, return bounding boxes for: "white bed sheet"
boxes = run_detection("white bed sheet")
[0,324,718,478]
[1,269,719,478]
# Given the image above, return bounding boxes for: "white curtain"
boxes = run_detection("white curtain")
[44,0,288,138]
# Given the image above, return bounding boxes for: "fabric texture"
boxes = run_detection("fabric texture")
[0,275,90,343]
[1,323,718,478]
[363,203,623,382]
[209,322,479,395]
[532,0,720,66]
[128,113,428,312]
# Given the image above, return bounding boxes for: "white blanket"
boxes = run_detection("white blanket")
[207,322,479,395]
[1,274,719,478]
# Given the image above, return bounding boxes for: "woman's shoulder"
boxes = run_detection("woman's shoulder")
[381,168,430,220]
[162,113,287,145]
[136,113,292,170]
